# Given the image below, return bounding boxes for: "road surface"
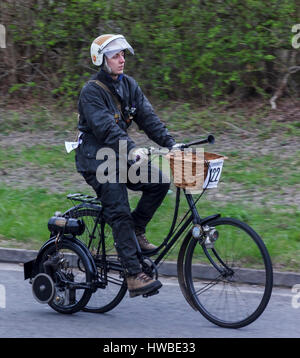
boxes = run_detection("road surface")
[0,262,299,339]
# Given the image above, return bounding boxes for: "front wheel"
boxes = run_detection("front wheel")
[184,217,273,328]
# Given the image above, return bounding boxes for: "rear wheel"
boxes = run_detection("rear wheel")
[184,217,273,328]
[66,208,127,313]
[39,240,93,314]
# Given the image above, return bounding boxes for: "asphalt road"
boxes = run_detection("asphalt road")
[0,262,299,339]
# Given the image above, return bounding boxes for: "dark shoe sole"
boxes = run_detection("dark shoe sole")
[140,247,158,255]
[129,280,162,298]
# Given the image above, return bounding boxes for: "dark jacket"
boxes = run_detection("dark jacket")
[75,70,175,173]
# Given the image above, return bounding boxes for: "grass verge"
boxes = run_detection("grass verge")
[0,184,299,271]
[0,100,299,271]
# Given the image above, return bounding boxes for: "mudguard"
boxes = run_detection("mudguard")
[63,202,102,217]
[199,214,220,226]
[177,214,221,311]
[177,229,198,311]
[24,235,97,281]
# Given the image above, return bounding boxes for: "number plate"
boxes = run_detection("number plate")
[203,159,224,189]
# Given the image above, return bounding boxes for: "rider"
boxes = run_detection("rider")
[75,34,179,298]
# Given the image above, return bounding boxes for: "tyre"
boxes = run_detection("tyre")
[184,217,273,328]
[39,240,93,314]
[66,208,127,313]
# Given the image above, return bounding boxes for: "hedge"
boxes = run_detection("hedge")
[0,0,299,103]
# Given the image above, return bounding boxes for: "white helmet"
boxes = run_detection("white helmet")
[90,34,134,66]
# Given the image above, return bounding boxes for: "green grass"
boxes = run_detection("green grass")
[1,184,299,270]
[0,106,78,134]
[158,101,300,138]
[1,101,300,139]
[0,103,299,271]
[0,143,75,170]
[0,144,75,170]
[222,152,300,187]
[0,186,72,249]
[145,192,300,271]
[1,142,298,192]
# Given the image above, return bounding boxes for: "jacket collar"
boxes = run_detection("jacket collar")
[97,69,124,85]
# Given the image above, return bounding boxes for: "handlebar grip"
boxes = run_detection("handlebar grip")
[183,134,215,148]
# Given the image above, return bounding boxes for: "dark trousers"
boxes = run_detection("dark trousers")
[81,163,170,275]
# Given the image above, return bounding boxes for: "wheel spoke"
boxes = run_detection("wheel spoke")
[65,208,127,313]
[192,274,224,296]
[39,243,93,314]
[184,217,273,328]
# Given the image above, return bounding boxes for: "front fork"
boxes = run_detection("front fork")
[185,193,233,278]
[185,192,219,248]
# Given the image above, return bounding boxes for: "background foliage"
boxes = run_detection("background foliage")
[0,1,299,269]
[0,0,299,104]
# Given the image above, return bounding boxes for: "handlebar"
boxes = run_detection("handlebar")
[147,135,215,156]
[181,134,215,148]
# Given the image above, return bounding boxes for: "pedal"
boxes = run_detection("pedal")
[142,289,159,298]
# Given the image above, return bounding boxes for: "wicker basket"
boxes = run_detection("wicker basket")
[166,150,227,191]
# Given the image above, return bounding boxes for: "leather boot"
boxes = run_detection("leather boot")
[126,272,162,298]
[135,230,157,251]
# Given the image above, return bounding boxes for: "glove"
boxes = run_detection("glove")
[130,147,149,163]
[171,143,185,151]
